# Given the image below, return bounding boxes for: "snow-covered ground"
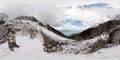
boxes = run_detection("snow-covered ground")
[0,35,120,60]
[0,18,120,60]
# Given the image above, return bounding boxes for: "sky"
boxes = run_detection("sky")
[0,0,120,31]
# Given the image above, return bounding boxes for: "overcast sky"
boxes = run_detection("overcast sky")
[0,0,120,30]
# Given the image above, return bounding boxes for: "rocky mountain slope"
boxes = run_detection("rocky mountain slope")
[69,20,120,41]
[1,16,120,54]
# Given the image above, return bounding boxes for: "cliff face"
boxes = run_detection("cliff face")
[0,25,8,44]
[107,28,120,45]
[45,24,69,38]
[0,25,8,39]
[69,20,120,41]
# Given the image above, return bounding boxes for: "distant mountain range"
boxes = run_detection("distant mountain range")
[59,30,80,36]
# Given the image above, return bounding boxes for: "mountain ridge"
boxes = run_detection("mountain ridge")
[69,20,120,41]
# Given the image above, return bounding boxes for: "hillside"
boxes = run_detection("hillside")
[0,16,120,60]
[69,20,120,41]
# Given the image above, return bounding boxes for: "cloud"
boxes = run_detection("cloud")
[66,7,105,23]
[55,2,120,31]
[0,0,120,28]
[61,18,82,26]
[0,0,67,26]
[77,2,112,9]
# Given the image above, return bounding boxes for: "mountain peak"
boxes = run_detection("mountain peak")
[14,16,38,22]
[13,16,44,26]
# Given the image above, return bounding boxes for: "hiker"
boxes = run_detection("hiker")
[8,36,20,51]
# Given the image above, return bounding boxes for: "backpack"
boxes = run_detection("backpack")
[9,38,15,42]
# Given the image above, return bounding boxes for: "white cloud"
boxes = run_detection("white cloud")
[0,0,120,29]
[66,8,103,22]
[0,0,67,26]
[60,1,120,31]
[60,6,108,31]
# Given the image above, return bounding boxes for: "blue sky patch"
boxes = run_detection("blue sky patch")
[77,2,112,9]
[62,18,83,26]
[62,18,73,24]
[71,20,82,26]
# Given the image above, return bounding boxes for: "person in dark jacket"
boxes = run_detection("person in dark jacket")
[8,36,20,51]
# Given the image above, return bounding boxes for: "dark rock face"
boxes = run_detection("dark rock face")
[0,25,18,44]
[87,27,120,53]
[0,25,8,39]
[69,20,120,41]
[107,28,120,45]
[0,21,5,25]
[88,40,107,53]
[46,24,69,38]
[0,25,8,44]
[40,29,63,53]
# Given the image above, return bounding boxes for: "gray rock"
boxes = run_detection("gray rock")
[0,25,8,40]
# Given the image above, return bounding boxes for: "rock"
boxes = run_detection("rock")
[87,40,107,53]
[0,25,8,39]
[69,20,120,41]
[40,29,63,53]
[107,28,120,45]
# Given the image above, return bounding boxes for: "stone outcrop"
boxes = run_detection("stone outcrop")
[69,20,120,41]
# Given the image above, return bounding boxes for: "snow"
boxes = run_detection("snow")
[40,27,69,41]
[0,34,120,60]
[40,26,110,54]
[0,19,120,60]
